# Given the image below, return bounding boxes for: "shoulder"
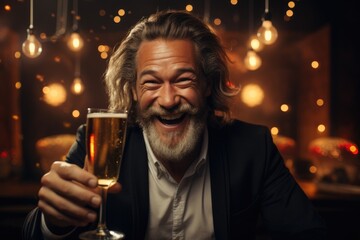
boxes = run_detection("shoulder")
[210,118,270,140]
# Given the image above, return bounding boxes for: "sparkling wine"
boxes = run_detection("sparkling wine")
[86,112,127,187]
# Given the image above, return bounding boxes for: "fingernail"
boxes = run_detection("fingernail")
[88,178,97,188]
[91,196,101,206]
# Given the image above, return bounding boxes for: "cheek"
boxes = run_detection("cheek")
[137,91,156,110]
[181,88,204,106]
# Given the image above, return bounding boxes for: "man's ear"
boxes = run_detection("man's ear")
[132,88,138,101]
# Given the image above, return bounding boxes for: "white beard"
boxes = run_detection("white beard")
[137,103,207,163]
[143,116,206,163]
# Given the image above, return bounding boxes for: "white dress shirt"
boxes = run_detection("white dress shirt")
[143,128,214,240]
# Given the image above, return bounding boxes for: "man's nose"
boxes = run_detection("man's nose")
[158,83,180,109]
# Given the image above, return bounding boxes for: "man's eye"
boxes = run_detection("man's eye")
[175,78,193,87]
[142,80,160,89]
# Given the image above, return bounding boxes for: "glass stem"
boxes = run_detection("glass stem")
[96,186,109,234]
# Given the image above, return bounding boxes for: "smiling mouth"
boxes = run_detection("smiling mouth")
[157,114,186,125]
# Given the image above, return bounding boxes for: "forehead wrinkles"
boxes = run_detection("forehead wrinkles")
[136,39,200,74]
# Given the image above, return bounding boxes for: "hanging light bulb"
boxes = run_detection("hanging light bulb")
[67,0,84,52]
[71,77,84,94]
[257,0,278,45]
[22,0,42,58]
[244,49,262,71]
[22,28,42,58]
[67,32,84,52]
[248,34,264,52]
[71,53,84,95]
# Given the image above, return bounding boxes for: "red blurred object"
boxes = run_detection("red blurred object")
[309,137,359,159]
[0,150,9,159]
[309,137,360,185]
[226,81,235,88]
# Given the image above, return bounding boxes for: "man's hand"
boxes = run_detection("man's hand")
[38,161,101,228]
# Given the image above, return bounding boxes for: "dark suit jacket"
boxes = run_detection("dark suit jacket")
[22,119,327,239]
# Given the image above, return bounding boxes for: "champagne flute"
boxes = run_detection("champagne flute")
[79,108,128,240]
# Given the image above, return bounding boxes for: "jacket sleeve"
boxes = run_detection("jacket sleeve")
[260,128,327,239]
[22,208,43,240]
[22,125,88,240]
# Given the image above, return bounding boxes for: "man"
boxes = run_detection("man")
[23,10,327,240]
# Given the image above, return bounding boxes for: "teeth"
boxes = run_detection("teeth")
[160,114,182,120]
[158,114,185,125]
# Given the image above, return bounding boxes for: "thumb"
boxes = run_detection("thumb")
[109,182,122,193]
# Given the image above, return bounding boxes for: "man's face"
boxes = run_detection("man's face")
[133,39,210,162]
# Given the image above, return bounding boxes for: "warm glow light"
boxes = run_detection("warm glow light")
[100,52,108,59]
[309,165,317,174]
[311,61,319,69]
[36,74,44,82]
[230,0,238,5]
[240,84,264,107]
[67,32,84,52]
[54,56,61,62]
[316,98,324,106]
[118,9,125,16]
[14,51,21,58]
[72,110,80,118]
[15,82,22,89]
[12,115,19,120]
[349,145,359,155]
[4,5,11,11]
[257,20,278,45]
[248,35,264,52]
[185,4,193,12]
[42,83,67,107]
[317,124,326,133]
[244,49,262,71]
[286,10,294,17]
[280,104,289,112]
[288,1,295,8]
[22,31,42,58]
[113,16,121,23]
[40,32,47,40]
[90,134,95,161]
[214,18,221,26]
[98,45,105,52]
[271,127,279,135]
[71,77,84,95]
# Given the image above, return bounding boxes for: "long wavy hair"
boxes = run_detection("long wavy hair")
[104,10,239,125]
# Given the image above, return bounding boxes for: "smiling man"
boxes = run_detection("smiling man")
[23,10,327,240]
[135,39,209,182]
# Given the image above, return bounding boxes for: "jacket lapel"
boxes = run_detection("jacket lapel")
[208,125,230,239]
[126,126,149,239]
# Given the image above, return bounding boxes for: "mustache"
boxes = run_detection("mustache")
[138,104,199,122]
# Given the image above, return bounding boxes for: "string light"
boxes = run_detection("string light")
[244,49,262,70]
[71,55,84,95]
[244,0,262,71]
[257,0,278,45]
[22,0,42,58]
[67,0,84,52]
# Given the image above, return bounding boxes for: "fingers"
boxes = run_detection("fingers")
[38,187,97,227]
[38,161,101,227]
[108,182,122,193]
[50,161,97,188]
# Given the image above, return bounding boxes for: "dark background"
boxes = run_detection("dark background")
[1,0,360,239]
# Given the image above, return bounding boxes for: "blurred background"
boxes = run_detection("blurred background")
[0,0,359,239]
